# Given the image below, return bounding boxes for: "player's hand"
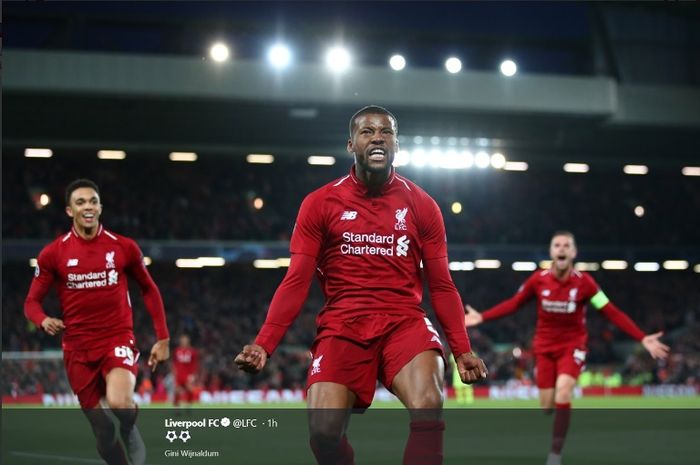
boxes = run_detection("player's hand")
[148,338,170,371]
[41,317,65,336]
[641,332,670,360]
[235,344,268,374]
[464,305,484,327]
[456,352,488,384]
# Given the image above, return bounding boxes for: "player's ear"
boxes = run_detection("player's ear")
[65,206,74,218]
[347,139,354,154]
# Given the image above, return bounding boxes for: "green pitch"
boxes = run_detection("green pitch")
[3,397,699,465]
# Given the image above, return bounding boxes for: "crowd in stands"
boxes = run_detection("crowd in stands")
[4,264,699,397]
[3,152,699,246]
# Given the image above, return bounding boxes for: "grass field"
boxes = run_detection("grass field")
[3,397,699,465]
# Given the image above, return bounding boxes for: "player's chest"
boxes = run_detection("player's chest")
[537,280,585,314]
[327,196,416,240]
[176,350,194,363]
[57,245,125,280]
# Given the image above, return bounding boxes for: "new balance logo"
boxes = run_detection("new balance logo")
[396,235,410,257]
[340,211,357,220]
[67,259,79,267]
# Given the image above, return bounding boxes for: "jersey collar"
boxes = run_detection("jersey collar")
[71,224,103,243]
[349,165,397,196]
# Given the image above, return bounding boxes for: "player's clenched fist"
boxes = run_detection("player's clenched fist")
[456,352,488,384]
[41,317,65,336]
[234,344,268,374]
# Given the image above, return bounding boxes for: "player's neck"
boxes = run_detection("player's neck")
[73,223,100,240]
[551,266,572,281]
[355,165,391,190]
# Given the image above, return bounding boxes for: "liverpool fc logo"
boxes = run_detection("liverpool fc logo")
[105,251,115,269]
[394,208,408,231]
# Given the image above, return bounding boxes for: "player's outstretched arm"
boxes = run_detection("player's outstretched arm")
[464,305,483,327]
[148,338,170,371]
[234,344,268,374]
[455,352,488,384]
[641,332,670,360]
[41,317,65,336]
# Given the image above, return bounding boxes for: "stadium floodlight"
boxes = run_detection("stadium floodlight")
[539,260,552,269]
[430,136,441,146]
[451,202,462,214]
[475,151,490,169]
[634,205,645,217]
[575,262,600,271]
[694,264,700,273]
[325,46,351,73]
[459,151,474,169]
[29,258,38,268]
[389,54,406,71]
[623,164,648,175]
[246,154,274,164]
[413,136,424,145]
[24,148,53,158]
[445,57,462,74]
[97,150,126,160]
[500,59,517,77]
[143,256,153,266]
[504,161,528,171]
[490,152,506,169]
[602,260,628,270]
[308,156,336,166]
[276,258,291,268]
[459,137,470,146]
[411,148,429,167]
[197,257,226,267]
[209,42,230,62]
[634,262,660,272]
[175,259,204,269]
[428,149,445,168]
[169,152,198,162]
[681,166,700,176]
[475,259,501,269]
[39,194,51,207]
[267,43,292,69]
[449,261,475,271]
[253,197,264,210]
[393,150,411,167]
[663,260,689,270]
[563,163,589,173]
[447,137,458,146]
[253,259,281,269]
[512,261,537,271]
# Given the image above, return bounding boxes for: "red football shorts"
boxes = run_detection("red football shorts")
[534,345,587,389]
[307,314,445,408]
[63,334,140,408]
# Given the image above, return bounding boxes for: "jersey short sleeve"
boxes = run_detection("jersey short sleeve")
[290,191,326,258]
[419,195,448,260]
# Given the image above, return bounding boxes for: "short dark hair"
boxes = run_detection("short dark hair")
[349,105,398,137]
[65,178,100,205]
[551,230,576,246]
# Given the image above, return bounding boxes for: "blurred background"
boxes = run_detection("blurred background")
[3,1,699,404]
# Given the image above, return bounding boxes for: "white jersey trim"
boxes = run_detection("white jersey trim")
[395,175,412,191]
[62,231,72,242]
[573,269,582,277]
[333,175,351,187]
[540,269,549,276]
[103,230,118,240]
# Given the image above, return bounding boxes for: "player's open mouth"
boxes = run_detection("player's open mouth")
[369,148,386,161]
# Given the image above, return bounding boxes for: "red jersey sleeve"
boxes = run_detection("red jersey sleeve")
[290,191,326,258]
[418,195,448,260]
[24,244,57,328]
[481,272,538,321]
[584,273,645,341]
[125,239,169,340]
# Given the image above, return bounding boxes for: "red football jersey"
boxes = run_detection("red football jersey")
[25,225,169,351]
[173,347,200,377]
[483,268,600,352]
[291,166,448,327]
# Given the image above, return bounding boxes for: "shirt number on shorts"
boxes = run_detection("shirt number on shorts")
[114,345,136,366]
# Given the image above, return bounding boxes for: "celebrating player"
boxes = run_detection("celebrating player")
[173,334,200,411]
[235,105,487,465]
[24,178,170,465]
[464,231,669,465]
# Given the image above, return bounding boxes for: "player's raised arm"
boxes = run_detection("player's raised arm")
[464,304,484,327]
[474,274,537,323]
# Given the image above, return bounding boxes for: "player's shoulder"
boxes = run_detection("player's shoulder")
[303,175,353,202]
[575,269,598,286]
[39,231,72,258]
[393,172,438,208]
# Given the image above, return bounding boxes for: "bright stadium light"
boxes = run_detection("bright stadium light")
[500,59,517,77]
[475,259,501,269]
[429,149,445,168]
[143,256,153,266]
[475,151,490,168]
[663,260,689,270]
[634,205,645,217]
[539,260,552,269]
[29,258,38,268]
[267,43,292,69]
[694,264,700,273]
[602,260,628,270]
[325,46,351,73]
[563,163,589,173]
[449,261,475,271]
[198,257,226,267]
[490,152,506,169]
[175,259,203,269]
[393,150,411,167]
[169,152,198,162]
[504,161,528,171]
[682,166,700,176]
[623,164,648,175]
[445,57,462,74]
[24,148,53,158]
[209,42,230,62]
[411,148,429,167]
[308,156,336,166]
[634,262,660,272]
[451,202,462,214]
[512,261,537,271]
[97,150,126,160]
[39,194,50,207]
[575,262,600,271]
[413,136,424,145]
[430,136,441,146]
[247,154,275,164]
[253,197,264,210]
[389,54,406,71]
[459,150,474,169]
